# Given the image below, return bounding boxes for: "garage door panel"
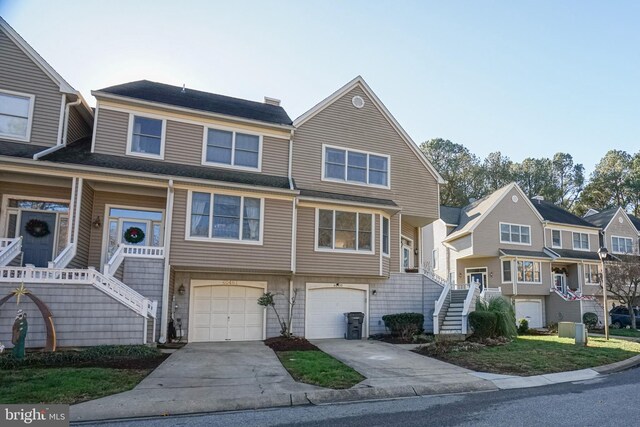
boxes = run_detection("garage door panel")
[516,300,543,328]
[306,287,366,339]
[211,286,229,297]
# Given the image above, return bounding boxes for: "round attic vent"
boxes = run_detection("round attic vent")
[352,96,365,109]
[619,217,624,223]
[512,195,519,203]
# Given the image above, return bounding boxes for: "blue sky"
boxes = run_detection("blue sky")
[1,0,638,174]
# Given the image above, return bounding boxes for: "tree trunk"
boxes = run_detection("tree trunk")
[631,303,638,330]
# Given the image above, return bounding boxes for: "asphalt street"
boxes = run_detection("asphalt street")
[76,366,640,427]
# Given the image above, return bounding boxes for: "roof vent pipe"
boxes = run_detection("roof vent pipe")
[264,96,281,106]
[532,195,544,202]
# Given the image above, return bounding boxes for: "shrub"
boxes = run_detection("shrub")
[547,322,558,333]
[469,311,497,338]
[517,318,529,335]
[582,312,599,331]
[475,297,517,338]
[382,313,424,341]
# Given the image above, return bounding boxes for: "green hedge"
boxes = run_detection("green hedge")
[0,345,160,370]
[583,312,599,331]
[382,313,424,339]
[469,311,497,338]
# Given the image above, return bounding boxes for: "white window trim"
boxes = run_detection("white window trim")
[201,125,263,172]
[185,190,265,246]
[501,259,513,284]
[0,88,36,142]
[515,259,543,284]
[126,113,166,160]
[314,208,375,255]
[572,232,590,251]
[465,267,488,286]
[432,248,439,270]
[499,222,532,246]
[611,235,634,254]
[584,263,600,285]
[550,229,562,248]
[382,215,390,258]
[321,143,391,189]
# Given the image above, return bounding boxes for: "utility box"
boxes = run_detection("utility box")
[575,323,588,346]
[345,312,365,340]
[558,322,576,338]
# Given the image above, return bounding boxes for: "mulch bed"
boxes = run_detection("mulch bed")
[264,336,319,352]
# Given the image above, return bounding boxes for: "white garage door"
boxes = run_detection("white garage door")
[190,282,265,342]
[306,286,367,339]
[515,300,543,328]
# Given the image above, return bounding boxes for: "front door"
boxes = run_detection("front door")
[466,268,488,291]
[19,211,56,267]
[554,273,567,294]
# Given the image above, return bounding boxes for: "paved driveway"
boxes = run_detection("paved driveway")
[312,339,493,393]
[71,342,319,421]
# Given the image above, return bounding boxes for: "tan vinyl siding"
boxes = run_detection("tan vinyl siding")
[69,183,94,268]
[0,181,71,203]
[605,210,639,255]
[295,206,380,276]
[292,86,438,220]
[472,187,544,257]
[549,229,599,252]
[66,105,91,144]
[0,28,62,147]
[87,191,166,269]
[170,189,292,271]
[94,106,289,175]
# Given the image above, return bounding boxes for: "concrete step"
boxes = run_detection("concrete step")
[449,303,464,308]
[444,316,462,322]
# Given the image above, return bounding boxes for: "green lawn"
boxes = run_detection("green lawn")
[277,350,365,389]
[600,328,640,338]
[426,335,640,376]
[0,367,150,404]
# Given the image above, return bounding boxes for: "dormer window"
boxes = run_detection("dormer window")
[127,114,165,159]
[0,89,35,142]
[203,127,261,170]
[322,145,390,188]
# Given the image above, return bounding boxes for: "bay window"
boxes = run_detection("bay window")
[516,260,541,283]
[382,216,390,256]
[317,209,374,252]
[502,260,512,282]
[584,264,600,284]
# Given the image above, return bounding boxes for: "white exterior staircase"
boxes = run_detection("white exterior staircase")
[0,237,22,267]
[440,290,467,334]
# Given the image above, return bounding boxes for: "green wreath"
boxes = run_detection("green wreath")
[25,219,50,238]
[123,226,145,244]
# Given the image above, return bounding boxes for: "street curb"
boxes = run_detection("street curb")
[592,354,640,374]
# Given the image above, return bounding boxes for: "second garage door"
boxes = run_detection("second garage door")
[306,285,367,339]
[515,299,543,328]
[190,281,265,342]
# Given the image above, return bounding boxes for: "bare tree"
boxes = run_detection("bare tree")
[604,256,640,329]
[257,289,298,338]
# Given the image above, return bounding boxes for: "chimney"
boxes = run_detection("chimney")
[532,195,544,203]
[264,96,281,106]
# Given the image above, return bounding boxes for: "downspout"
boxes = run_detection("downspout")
[513,257,518,296]
[288,129,295,190]
[33,95,83,159]
[159,179,174,344]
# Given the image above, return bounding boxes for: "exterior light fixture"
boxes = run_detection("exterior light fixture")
[597,246,609,340]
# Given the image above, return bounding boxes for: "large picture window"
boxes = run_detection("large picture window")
[204,128,261,169]
[189,192,262,243]
[516,260,541,283]
[317,209,373,252]
[584,264,600,284]
[500,223,531,245]
[323,145,389,188]
[0,90,34,141]
[612,236,633,254]
[128,115,164,157]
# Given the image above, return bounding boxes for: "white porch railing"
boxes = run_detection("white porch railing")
[104,244,165,276]
[0,266,157,319]
[551,287,594,302]
[48,244,76,269]
[480,286,503,301]
[0,237,22,267]
[461,283,480,334]
[422,268,448,287]
[432,282,451,334]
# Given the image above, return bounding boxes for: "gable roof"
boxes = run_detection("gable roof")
[444,183,544,242]
[293,76,445,184]
[439,206,461,226]
[94,80,293,127]
[0,17,75,94]
[530,199,597,228]
[583,206,639,234]
[629,213,640,231]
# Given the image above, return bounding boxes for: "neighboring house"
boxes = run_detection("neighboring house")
[583,207,640,256]
[0,18,445,347]
[423,182,608,328]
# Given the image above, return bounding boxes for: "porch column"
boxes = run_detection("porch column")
[159,180,174,343]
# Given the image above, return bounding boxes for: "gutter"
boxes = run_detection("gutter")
[33,95,83,160]
[288,129,294,190]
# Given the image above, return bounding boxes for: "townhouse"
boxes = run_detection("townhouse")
[424,183,612,329]
[0,18,445,347]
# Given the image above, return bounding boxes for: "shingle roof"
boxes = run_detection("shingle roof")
[499,248,553,259]
[530,199,596,228]
[546,248,602,261]
[629,214,640,231]
[439,206,461,225]
[299,189,398,207]
[42,138,292,189]
[582,207,618,228]
[96,80,293,126]
[0,141,49,159]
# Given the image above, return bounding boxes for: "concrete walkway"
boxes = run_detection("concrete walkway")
[312,339,495,394]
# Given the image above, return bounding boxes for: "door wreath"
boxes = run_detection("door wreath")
[124,226,145,244]
[25,219,50,238]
